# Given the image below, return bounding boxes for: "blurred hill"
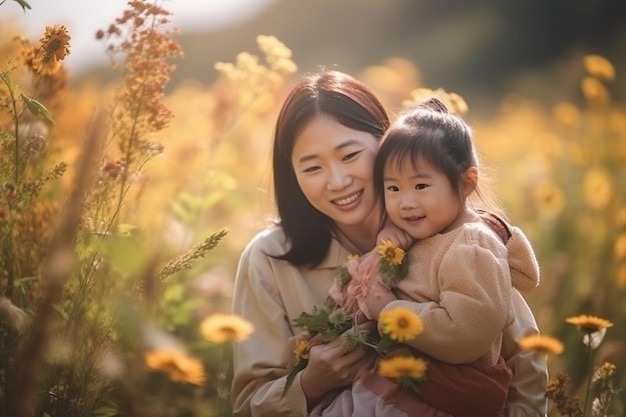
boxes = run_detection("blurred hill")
[80,0,626,114]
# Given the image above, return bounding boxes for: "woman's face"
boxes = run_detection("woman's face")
[291,114,379,231]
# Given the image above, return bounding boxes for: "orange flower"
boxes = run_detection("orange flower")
[378,355,428,380]
[145,349,206,385]
[518,334,564,355]
[583,54,615,81]
[200,313,254,343]
[293,339,310,361]
[565,315,613,332]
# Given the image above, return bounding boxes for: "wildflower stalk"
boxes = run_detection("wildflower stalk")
[10,113,103,417]
[0,70,21,185]
[216,341,233,417]
[159,228,228,280]
[582,339,593,417]
[95,0,182,233]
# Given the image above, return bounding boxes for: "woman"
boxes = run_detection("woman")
[231,70,547,417]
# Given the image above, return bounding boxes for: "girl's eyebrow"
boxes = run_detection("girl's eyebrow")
[383,171,431,181]
[296,139,361,164]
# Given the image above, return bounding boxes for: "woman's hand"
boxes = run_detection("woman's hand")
[300,334,374,406]
[377,220,413,250]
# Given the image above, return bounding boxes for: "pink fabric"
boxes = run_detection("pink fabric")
[328,251,380,317]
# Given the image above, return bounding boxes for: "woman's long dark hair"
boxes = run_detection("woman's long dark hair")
[272,70,389,267]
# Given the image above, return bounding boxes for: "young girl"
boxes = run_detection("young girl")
[320,97,540,417]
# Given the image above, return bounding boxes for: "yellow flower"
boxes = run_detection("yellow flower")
[617,265,626,289]
[29,25,71,76]
[380,307,423,342]
[583,54,615,81]
[31,53,62,76]
[518,334,564,355]
[41,25,71,60]
[405,87,468,115]
[617,207,626,229]
[145,349,206,385]
[581,76,610,107]
[346,253,360,261]
[200,313,254,343]
[552,101,580,128]
[614,234,626,260]
[256,34,298,75]
[294,340,310,361]
[378,355,428,380]
[533,182,565,218]
[377,239,405,266]
[583,167,613,210]
[566,315,613,332]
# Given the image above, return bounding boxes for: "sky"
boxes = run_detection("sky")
[3,0,275,72]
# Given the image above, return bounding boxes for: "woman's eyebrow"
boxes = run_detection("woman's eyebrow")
[296,139,361,164]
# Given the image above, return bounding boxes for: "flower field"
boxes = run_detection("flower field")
[1,1,624,416]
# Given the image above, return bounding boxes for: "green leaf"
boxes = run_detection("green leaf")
[282,359,307,397]
[116,223,139,236]
[93,405,120,417]
[21,94,54,123]
[292,311,314,329]
[376,334,396,355]
[12,0,32,12]
[0,71,15,96]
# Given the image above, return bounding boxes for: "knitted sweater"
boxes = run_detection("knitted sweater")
[385,218,513,366]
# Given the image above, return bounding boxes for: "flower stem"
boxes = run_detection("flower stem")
[582,335,594,417]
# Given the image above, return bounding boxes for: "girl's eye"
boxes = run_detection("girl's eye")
[386,185,399,192]
[343,151,360,161]
[416,183,428,190]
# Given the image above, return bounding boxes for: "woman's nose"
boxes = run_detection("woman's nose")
[326,165,352,191]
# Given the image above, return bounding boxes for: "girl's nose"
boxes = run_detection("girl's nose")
[399,195,418,210]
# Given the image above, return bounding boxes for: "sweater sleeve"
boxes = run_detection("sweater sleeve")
[231,235,309,417]
[384,229,512,365]
[506,226,540,293]
[503,289,548,417]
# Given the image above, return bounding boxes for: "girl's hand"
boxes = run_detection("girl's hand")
[300,335,374,405]
[377,220,413,250]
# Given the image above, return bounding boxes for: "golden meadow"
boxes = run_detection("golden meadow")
[0,1,624,416]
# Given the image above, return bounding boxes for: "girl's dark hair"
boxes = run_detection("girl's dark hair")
[272,70,389,267]
[373,98,481,206]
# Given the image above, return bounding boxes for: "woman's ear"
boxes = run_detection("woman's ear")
[462,167,478,196]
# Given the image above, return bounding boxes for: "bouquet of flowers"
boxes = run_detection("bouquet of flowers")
[283,240,427,395]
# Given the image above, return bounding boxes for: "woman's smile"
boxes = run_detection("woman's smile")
[332,190,363,207]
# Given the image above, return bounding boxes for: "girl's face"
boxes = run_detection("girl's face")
[291,114,380,233]
[383,157,466,240]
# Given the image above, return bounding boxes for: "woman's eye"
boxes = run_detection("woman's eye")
[343,151,360,161]
[302,166,320,173]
